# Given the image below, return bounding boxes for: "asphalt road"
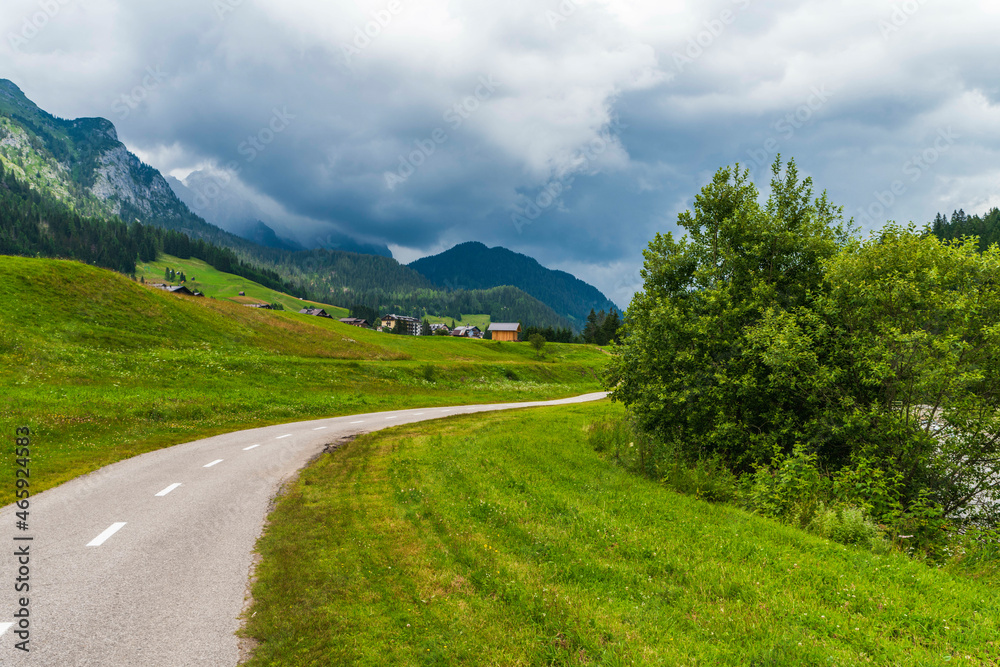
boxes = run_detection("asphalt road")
[0,392,607,666]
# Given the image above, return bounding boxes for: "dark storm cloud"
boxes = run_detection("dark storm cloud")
[2,0,998,305]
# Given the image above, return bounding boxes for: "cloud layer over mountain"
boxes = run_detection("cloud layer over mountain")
[4,0,998,305]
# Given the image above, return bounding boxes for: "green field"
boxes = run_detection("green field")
[0,256,606,501]
[243,402,1000,666]
[136,254,350,317]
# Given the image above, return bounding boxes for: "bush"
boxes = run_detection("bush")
[807,503,890,553]
[740,445,826,526]
[587,416,737,502]
[606,156,1000,548]
[586,417,631,454]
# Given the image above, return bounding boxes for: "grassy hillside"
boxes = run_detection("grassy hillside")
[0,256,606,501]
[136,254,349,317]
[243,402,1000,666]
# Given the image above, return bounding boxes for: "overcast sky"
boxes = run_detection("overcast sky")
[3,0,998,306]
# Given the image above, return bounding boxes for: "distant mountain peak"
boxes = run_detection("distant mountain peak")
[408,242,618,328]
[0,79,25,98]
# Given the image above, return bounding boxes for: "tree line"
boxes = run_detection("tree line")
[929,207,1000,251]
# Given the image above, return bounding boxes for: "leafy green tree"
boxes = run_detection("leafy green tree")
[420,319,432,336]
[608,157,1000,530]
[606,157,848,471]
[528,333,546,357]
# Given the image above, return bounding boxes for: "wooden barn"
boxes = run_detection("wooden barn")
[487,322,521,342]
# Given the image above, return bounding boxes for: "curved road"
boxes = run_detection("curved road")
[0,392,606,666]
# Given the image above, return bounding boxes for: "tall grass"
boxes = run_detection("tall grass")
[585,414,1000,576]
[243,403,1000,665]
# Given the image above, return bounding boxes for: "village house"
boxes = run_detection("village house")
[299,308,333,318]
[450,325,483,338]
[338,317,370,328]
[379,314,422,335]
[429,323,451,334]
[487,322,521,342]
[149,283,198,296]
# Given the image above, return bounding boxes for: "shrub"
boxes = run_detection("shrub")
[421,364,437,383]
[587,416,736,502]
[807,503,890,553]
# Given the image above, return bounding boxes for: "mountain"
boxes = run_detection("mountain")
[240,220,304,252]
[0,80,575,330]
[409,242,619,328]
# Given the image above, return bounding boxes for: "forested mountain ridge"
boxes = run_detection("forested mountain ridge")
[408,241,618,329]
[929,207,1000,250]
[0,159,573,328]
[0,79,579,330]
[0,79,227,239]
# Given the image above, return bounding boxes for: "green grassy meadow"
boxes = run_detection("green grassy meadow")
[0,256,606,501]
[136,254,350,316]
[243,402,1000,666]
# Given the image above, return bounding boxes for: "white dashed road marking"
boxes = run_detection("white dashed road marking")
[243,445,260,451]
[204,460,223,468]
[155,483,182,497]
[313,427,327,431]
[385,416,397,420]
[87,523,127,547]
[350,420,364,424]
[0,622,13,636]
[276,434,292,439]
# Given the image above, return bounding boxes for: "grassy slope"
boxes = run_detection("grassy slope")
[0,256,606,501]
[244,403,1000,666]
[136,254,350,317]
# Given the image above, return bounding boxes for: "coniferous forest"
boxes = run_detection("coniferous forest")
[929,207,1000,250]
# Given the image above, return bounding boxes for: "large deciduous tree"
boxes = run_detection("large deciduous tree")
[607,158,848,470]
[607,157,1000,527]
